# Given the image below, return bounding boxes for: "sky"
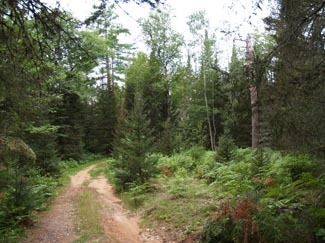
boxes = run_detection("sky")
[45,0,271,67]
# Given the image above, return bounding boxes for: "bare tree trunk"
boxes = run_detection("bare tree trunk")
[250,84,259,148]
[203,70,215,150]
[106,54,112,92]
[211,78,217,148]
[111,56,114,88]
[246,34,259,148]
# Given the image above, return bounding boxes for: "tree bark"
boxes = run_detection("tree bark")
[203,70,215,150]
[250,84,259,148]
[246,34,259,148]
[106,54,113,92]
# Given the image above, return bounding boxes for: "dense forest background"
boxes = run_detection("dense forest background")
[0,0,324,242]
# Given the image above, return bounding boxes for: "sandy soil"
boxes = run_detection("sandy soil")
[21,164,161,243]
[89,175,161,243]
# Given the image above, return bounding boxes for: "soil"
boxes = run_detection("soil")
[21,164,162,243]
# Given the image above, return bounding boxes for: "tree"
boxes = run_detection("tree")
[186,11,225,150]
[85,2,132,88]
[123,52,151,112]
[54,92,84,160]
[222,44,251,147]
[246,34,259,148]
[83,3,132,155]
[85,88,117,155]
[265,0,325,153]
[139,8,184,153]
[112,92,154,191]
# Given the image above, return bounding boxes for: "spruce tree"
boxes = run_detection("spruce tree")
[112,92,154,191]
[90,88,117,155]
[223,45,251,147]
[265,0,325,153]
[55,92,84,161]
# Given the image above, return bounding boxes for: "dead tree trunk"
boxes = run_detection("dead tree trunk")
[246,34,259,148]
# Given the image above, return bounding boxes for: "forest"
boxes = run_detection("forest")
[0,0,324,242]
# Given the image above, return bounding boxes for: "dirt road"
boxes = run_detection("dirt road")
[22,164,161,243]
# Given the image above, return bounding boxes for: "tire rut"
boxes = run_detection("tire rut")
[21,164,161,243]
[21,165,95,243]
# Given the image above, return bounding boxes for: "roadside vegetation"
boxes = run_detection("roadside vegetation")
[0,154,102,243]
[106,145,325,242]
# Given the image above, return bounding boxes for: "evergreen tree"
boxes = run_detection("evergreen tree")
[88,88,117,155]
[55,92,84,160]
[112,92,154,191]
[223,45,251,147]
[265,0,325,153]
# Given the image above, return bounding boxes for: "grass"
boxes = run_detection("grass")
[73,186,109,243]
[89,162,106,178]
[131,176,219,240]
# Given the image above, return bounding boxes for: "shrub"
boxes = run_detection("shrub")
[0,167,58,231]
[201,149,324,242]
[200,197,259,243]
[186,146,206,162]
[215,135,237,163]
[158,154,195,176]
[108,154,158,192]
[121,183,151,208]
[208,162,254,197]
[195,151,216,179]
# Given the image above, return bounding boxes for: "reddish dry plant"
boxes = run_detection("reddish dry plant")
[264,176,273,187]
[233,197,258,220]
[213,197,261,243]
[162,167,173,177]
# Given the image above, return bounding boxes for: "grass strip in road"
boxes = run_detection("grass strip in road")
[74,187,109,243]
[89,162,107,179]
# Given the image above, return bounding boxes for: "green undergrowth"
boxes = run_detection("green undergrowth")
[106,146,325,242]
[140,176,218,237]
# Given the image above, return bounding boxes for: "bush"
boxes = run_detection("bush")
[201,149,324,242]
[121,183,151,208]
[215,135,237,162]
[0,228,21,243]
[200,198,259,243]
[195,151,216,179]
[186,146,206,162]
[208,162,254,196]
[108,154,158,192]
[0,168,58,232]
[58,159,79,170]
[158,154,195,176]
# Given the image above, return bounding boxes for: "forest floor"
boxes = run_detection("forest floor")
[21,163,162,243]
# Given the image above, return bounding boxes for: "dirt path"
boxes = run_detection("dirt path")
[21,164,161,243]
[89,175,161,243]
